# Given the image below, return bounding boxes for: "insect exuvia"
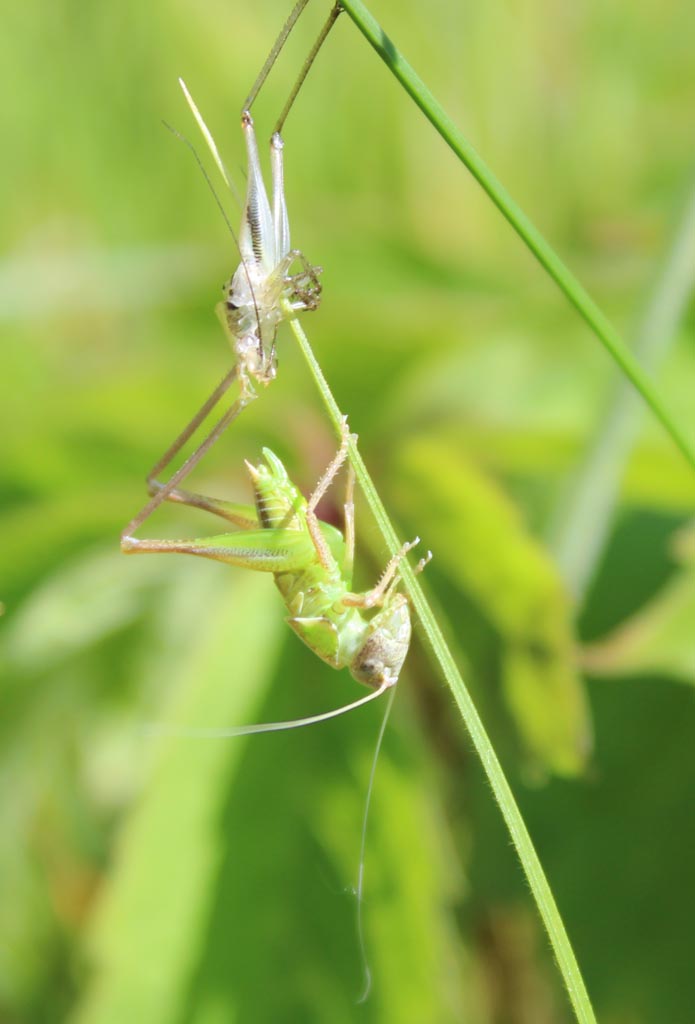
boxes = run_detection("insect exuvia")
[123,422,430,727]
[217,108,322,386]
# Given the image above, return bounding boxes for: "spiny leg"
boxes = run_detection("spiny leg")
[342,538,422,610]
[305,418,355,570]
[414,550,433,576]
[121,371,256,542]
[122,525,313,574]
[308,417,356,511]
[285,249,323,310]
[343,458,356,584]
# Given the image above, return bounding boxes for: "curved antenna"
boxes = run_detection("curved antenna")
[142,679,392,738]
[162,120,238,240]
[274,4,343,136]
[355,681,398,1003]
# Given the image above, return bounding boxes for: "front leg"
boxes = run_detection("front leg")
[305,419,355,571]
[281,249,323,311]
[342,539,431,609]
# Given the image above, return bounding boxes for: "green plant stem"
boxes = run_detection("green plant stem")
[338,0,695,478]
[288,313,597,1024]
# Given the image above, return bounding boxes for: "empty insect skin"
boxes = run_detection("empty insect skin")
[122,428,424,691]
[120,95,322,542]
[220,111,322,386]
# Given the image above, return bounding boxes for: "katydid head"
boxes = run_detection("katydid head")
[349,593,411,690]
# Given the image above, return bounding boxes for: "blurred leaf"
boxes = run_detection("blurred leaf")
[582,522,695,683]
[550,181,695,601]
[71,575,470,1023]
[3,547,168,673]
[306,691,471,1023]
[390,433,591,778]
[72,572,284,1024]
[383,338,695,516]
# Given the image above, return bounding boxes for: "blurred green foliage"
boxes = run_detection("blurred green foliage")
[1,1,695,1021]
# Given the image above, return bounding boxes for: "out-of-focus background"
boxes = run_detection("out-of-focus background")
[2,1,695,1021]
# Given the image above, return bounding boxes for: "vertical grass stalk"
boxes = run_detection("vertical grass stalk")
[288,312,597,1024]
[338,0,695,478]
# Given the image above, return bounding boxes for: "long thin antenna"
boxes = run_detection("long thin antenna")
[142,680,392,738]
[243,0,312,114]
[355,681,398,1003]
[274,4,343,135]
[163,121,237,239]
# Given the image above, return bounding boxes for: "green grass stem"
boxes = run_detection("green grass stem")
[288,312,597,1024]
[339,0,695,478]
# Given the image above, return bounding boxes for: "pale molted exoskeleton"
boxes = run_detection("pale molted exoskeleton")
[219,111,322,386]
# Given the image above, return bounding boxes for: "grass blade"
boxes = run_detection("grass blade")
[339,0,695,477]
[287,312,598,1024]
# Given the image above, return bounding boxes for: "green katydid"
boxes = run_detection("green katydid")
[122,3,342,540]
[123,421,430,729]
[125,419,429,1000]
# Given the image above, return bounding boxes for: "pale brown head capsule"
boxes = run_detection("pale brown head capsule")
[349,594,411,690]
